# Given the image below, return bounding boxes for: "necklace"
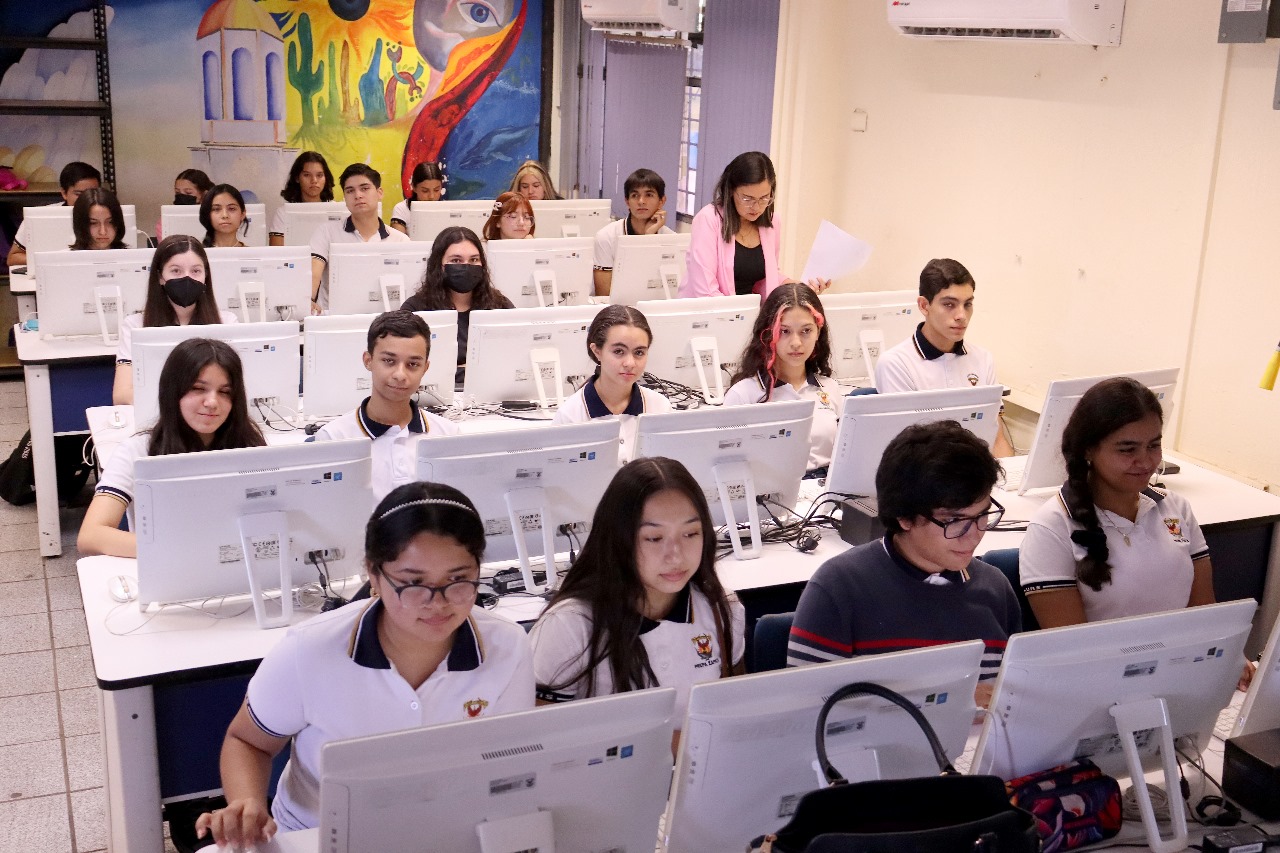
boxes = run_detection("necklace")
[1098,510,1137,546]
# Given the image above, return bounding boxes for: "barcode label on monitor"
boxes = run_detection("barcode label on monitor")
[515,468,542,480]
[489,773,536,796]
[218,544,245,564]
[245,486,277,500]
[483,518,513,536]
[356,377,371,390]
[825,717,866,737]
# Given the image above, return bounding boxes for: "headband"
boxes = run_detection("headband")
[378,497,479,521]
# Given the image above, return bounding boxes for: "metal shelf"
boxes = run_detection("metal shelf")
[0,36,104,51]
[0,99,109,117]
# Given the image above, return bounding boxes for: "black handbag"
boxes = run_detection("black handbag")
[750,681,1041,853]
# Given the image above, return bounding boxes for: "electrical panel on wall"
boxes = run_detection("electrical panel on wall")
[887,0,1126,46]
[581,0,700,34]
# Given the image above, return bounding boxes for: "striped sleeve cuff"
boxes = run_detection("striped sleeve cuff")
[535,686,575,703]
[1191,548,1210,561]
[1021,578,1077,595]
[94,486,131,506]
[246,702,290,739]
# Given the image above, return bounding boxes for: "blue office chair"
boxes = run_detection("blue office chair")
[847,386,878,397]
[751,611,795,672]
[980,548,1039,632]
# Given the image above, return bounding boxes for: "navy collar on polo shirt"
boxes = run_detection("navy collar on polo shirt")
[343,215,390,239]
[355,396,424,438]
[881,534,968,585]
[911,321,968,361]
[763,370,821,391]
[348,598,484,671]
[583,377,644,418]
[639,584,693,635]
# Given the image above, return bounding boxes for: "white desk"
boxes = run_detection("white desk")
[9,270,36,320]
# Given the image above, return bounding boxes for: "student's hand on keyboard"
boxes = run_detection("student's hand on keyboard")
[195,798,277,849]
[1240,659,1258,691]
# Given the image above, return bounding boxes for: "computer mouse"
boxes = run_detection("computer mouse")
[107,575,136,603]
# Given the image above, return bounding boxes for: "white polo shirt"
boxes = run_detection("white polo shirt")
[247,599,535,832]
[269,206,286,241]
[722,372,843,472]
[875,323,997,393]
[115,310,239,364]
[530,586,744,720]
[390,199,412,231]
[309,216,410,310]
[312,397,459,503]
[553,379,672,464]
[93,431,150,528]
[1019,486,1210,623]
[591,217,675,271]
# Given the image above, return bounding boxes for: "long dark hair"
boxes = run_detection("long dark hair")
[730,283,832,398]
[71,188,128,250]
[147,338,264,456]
[365,481,486,578]
[408,226,512,310]
[1061,377,1165,590]
[199,184,249,246]
[280,151,334,203]
[143,235,223,328]
[407,161,446,199]
[712,151,776,242]
[539,457,737,697]
[586,305,651,380]
[175,169,213,198]
[482,192,535,240]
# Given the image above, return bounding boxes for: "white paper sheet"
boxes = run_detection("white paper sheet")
[799,220,872,283]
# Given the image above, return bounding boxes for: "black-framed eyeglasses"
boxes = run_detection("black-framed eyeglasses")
[926,499,1005,540]
[381,575,481,607]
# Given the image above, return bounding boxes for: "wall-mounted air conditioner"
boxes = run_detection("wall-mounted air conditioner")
[887,0,1125,46]
[581,0,700,34]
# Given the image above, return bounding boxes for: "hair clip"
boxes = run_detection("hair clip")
[491,200,504,213]
[379,497,478,521]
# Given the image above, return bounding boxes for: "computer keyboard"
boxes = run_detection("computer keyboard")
[1214,691,1245,740]
[1000,456,1028,492]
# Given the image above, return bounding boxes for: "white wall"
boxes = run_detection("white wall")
[772,0,1280,489]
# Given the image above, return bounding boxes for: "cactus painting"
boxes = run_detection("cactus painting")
[285,13,323,128]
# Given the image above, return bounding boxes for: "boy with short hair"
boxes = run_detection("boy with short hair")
[592,168,674,297]
[7,161,102,267]
[313,310,457,501]
[309,163,409,313]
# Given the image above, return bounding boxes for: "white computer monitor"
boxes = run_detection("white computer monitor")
[319,687,676,853]
[1009,367,1179,494]
[34,248,152,342]
[407,198,492,243]
[530,198,611,239]
[608,232,691,305]
[278,201,349,246]
[634,400,813,560]
[21,204,140,276]
[1222,599,1280,740]
[133,439,372,628]
[131,321,302,429]
[302,310,458,417]
[485,236,595,308]
[416,420,622,594]
[972,599,1255,853]
[325,241,434,315]
[160,203,268,246]
[822,290,919,384]
[664,641,985,853]
[205,246,310,323]
[825,385,1005,497]
[462,305,598,406]
[637,295,760,405]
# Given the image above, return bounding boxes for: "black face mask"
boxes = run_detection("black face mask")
[164,276,205,308]
[443,264,484,294]
[173,194,199,206]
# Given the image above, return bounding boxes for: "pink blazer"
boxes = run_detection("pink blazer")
[679,203,784,298]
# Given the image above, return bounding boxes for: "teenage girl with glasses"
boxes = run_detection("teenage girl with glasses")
[482,191,535,240]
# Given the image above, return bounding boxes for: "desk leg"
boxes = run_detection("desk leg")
[23,363,61,556]
[101,686,165,853]
[1249,521,1280,659]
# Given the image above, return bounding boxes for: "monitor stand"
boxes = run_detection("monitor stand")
[475,809,555,853]
[503,487,554,596]
[658,263,680,299]
[236,280,267,323]
[237,510,294,629]
[1110,697,1188,853]
[529,348,565,408]
[714,460,763,560]
[94,285,122,346]
[690,336,725,405]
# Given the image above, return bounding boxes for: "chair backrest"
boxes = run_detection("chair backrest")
[751,611,795,672]
[847,386,879,397]
[980,548,1040,632]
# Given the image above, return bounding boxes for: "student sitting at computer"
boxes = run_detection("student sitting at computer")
[6,161,101,268]
[313,310,459,502]
[509,159,560,201]
[787,421,1020,706]
[269,151,334,246]
[310,163,410,313]
[723,283,843,477]
[156,168,213,242]
[199,183,250,249]
[70,188,129,251]
[531,457,745,725]
[592,168,674,297]
[390,161,445,234]
[400,226,515,386]
[554,305,671,462]
[113,235,238,405]
[194,482,536,847]
[482,191,535,240]
[78,338,266,558]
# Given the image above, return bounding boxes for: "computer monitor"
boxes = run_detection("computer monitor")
[972,599,1255,853]
[205,246,310,323]
[133,439,373,629]
[822,290,918,384]
[634,400,813,560]
[318,687,676,853]
[278,201,349,246]
[131,321,302,429]
[160,203,268,246]
[21,204,140,276]
[416,420,622,595]
[486,237,594,308]
[34,248,152,342]
[1008,367,1179,494]
[664,641,986,853]
[608,232,691,305]
[825,385,1005,497]
[637,295,759,404]
[462,305,598,406]
[1224,601,1280,739]
[530,198,611,238]
[325,241,433,315]
[407,198,492,243]
[302,310,458,417]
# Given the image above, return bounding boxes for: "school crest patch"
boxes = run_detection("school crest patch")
[967,373,979,386]
[1164,517,1182,537]
[463,698,489,718]
[692,633,714,661]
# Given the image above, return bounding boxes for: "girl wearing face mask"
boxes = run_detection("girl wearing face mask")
[113,235,238,405]
[401,226,514,386]
[156,169,214,241]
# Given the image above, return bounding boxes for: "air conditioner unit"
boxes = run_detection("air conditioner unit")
[887,0,1125,46]
[581,0,699,34]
